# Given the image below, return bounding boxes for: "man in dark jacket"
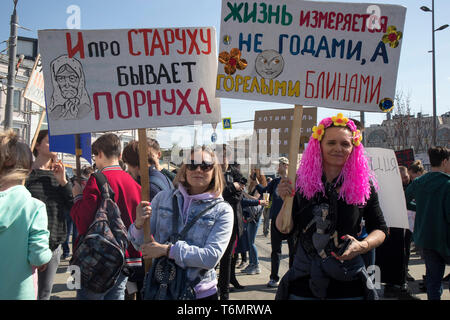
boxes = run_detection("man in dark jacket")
[406,146,450,300]
[256,157,295,288]
[217,145,244,300]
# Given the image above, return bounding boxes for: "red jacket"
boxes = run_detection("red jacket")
[71,165,142,265]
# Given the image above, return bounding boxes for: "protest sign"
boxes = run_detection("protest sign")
[38,27,221,135]
[216,0,406,112]
[366,148,409,229]
[254,107,316,155]
[23,54,46,108]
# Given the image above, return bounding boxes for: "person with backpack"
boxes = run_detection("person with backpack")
[0,130,52,300]
[25,130,73,300]
[129,145,233,300]
[70,133,141,300]
[121,140,174,299]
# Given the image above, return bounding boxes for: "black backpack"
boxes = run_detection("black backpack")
[70,172,129,293]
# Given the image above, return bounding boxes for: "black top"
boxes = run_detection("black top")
[283,185,388,299]
[25,169,73,251]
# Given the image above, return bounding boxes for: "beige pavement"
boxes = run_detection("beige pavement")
[50,228,449,300]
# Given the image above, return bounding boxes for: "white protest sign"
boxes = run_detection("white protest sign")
[366,148,409,229]
[38,27,221,135]
[23,54,46,108]
[216,0,406,112]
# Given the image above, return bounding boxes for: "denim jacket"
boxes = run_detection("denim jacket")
[129,188,234,292]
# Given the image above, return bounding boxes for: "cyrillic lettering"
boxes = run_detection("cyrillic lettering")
[117,66,129,86]
[196,88,211,114]
[93,92,113,120]
[146,90,161,116]
[315,36,331,58]
[115,91,132,119]
[305,71,315,98]
[200,29,211,54]
[346,40,362,61]
[281,6,292,25]
[128,29,141,56]
[133,90,146,117]
[176,89,195,115]
[163,89,176,115]
[258,3,268,23]
[66,32,85,59]
[301,36,315,55]
[224,2,243,22]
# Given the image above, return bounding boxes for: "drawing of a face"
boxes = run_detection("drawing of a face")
[56,64,80,99]
[255,50,284,79]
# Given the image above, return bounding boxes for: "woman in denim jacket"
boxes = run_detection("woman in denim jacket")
[129,146,234,300]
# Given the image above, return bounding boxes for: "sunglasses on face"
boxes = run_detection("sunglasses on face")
[186,161,214,172]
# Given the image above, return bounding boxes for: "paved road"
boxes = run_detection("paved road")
[50,227,449,300]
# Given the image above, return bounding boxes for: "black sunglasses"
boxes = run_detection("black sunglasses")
[186,161,214,172]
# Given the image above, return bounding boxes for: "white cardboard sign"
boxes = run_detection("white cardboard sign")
[216,0,406,112]
[38,27,221,135]
[366,147,409,229]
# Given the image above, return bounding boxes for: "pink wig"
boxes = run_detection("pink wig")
[296,116,377,206]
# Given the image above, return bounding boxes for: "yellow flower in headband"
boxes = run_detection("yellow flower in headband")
[352,130,362,147]
[332,113,349,127]
[312,124,325,141]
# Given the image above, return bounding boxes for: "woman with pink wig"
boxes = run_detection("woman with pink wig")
[274,113,388,300]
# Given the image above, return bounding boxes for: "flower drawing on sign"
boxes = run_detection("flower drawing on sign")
[331,113,349,127]
[352,130,363,147]
[382,26,403,48]
[379,97,394,112]
[312,124,325,141]
[218,48,247,75]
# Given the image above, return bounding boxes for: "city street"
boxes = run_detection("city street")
[50,227,449,301]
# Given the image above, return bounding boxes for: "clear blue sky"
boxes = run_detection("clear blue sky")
[1,0,449,148]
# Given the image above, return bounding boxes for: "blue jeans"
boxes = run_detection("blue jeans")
[422,248,450,300]
[62,211,78,256]
[76,273,128,300]
[247,216,261,266]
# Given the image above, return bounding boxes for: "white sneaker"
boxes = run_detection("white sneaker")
[246,265,261,275]
[267,279,279,288]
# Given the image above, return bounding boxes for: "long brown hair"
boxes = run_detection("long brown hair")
[173,145,225,197]
[0,130,33,187]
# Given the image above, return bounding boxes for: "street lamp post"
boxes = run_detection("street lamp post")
[421,1,449,146]
[4,0,19,130]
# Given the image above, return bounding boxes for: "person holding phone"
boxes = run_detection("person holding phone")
[275,114,388,300]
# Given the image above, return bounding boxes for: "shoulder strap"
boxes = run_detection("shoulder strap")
[171,193,224,242]
[92,171,115,200]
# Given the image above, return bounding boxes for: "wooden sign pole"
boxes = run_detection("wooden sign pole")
[278,105,303,233]
[30,109,46,152]
[74,134,82,184]
[138,128,152,272]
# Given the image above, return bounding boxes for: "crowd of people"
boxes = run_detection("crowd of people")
[0,114,449,300]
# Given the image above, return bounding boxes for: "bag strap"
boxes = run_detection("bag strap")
[171,193,223,242]
[92,171,115,201]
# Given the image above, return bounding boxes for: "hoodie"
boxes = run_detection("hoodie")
[0,185,52,300]
[405,171,450,257]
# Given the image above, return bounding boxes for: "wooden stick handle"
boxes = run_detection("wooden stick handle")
[138,128,152,272]
[279,105,303,233]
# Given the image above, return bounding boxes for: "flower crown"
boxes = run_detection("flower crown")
[311,113,362,147]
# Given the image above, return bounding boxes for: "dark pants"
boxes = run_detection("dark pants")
[270,220,295,282]
[422,248,450,300]
[218,231,237,300]
[62,211,77,256]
